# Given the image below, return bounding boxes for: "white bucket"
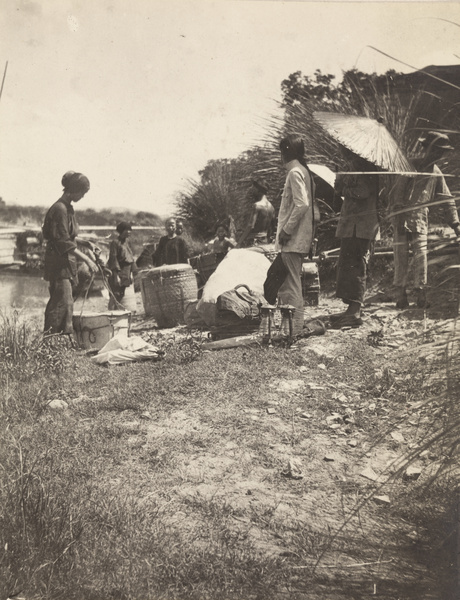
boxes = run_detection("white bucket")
[72,310,131,350]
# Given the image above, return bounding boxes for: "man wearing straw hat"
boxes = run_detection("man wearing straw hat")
[391,131,460,309]
[330,151,380,329]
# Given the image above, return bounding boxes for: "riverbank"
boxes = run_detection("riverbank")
[1,268,459,598]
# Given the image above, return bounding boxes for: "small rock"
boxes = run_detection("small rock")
[360,467,380,482]
[47,399,69,411]
[308,383,326,390]
[299,412,312,419]
[324,454,335,462]
[329,423,341,430]
[140,411,152,420]
[273,379,304,393]
[390,431,405,443]
[266,407,276,414]
[282,458,304,479]
[326,413,342,424]
[404,465,422,480]
[299,366,308,373]
[318,363,327,370]
[348,439,358,448]
[373,495,391,506]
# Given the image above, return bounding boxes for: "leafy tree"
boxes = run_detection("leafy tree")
[176,148,284,242]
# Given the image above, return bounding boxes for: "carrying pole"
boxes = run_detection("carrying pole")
[0,61,8,104]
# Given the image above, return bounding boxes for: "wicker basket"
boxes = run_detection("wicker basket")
[140,264,198,328]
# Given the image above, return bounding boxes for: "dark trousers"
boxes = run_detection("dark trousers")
[336,237,371,306]
[44,278,74,334]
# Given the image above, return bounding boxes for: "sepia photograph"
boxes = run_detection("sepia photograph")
[1,1,460,598]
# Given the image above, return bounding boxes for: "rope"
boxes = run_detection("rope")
[78,272,96,320]
[97,264,126,311]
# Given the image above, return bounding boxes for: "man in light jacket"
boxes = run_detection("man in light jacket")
[276,134,315,336]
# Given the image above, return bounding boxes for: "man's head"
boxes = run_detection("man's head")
[280,134,305,165]
[62,171,90,202]
[165,217,177,238]
[175,219,184,235]
[251,178,269,201]
[116,221,132,240]
[418,131,454,161]
[215,224,229,240]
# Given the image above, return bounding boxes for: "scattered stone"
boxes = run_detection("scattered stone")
[326,413,342,425]
[390,431,405,443]
[373,495,391,506]
[47,399,69,411]
[348,439,358,448]
[404,465,422,480]
[273,379,304,393]
[360,466,380,482]
[318,363,327,370]
[299,412,312,419]
[308,383,326,390]
[140,411,152,420]
[282,458,304,479]
[324,454,336,462]
[266,407,276,414]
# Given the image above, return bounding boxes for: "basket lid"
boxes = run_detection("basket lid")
[74,310,131,318]
[144,263,193,278]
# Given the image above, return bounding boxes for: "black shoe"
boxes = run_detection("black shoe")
[330,315,363,329]
[329,312,346,322]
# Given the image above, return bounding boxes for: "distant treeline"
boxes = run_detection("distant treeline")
[0,203,164,229]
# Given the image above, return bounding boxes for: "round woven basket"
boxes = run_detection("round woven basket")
[140,264,198,328]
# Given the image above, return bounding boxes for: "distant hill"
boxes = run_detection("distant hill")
[0,203,164,228]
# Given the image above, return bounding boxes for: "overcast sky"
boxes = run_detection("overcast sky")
[1,0,459,217]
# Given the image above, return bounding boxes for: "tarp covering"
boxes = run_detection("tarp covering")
[196,249,271,326]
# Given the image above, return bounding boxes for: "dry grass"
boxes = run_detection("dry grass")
[0,293,459,598]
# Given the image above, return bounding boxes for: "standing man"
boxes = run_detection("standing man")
[391,131,460,308]
[331,149,380,328]
[136,217,188,268]
[42,171,98,335]
[238,178,275,247]
[107,221,136,310]
[276,134,315,336]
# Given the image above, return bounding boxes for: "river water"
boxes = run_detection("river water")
[0,272,116,318]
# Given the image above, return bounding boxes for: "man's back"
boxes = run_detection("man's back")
[253,196,275,237]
